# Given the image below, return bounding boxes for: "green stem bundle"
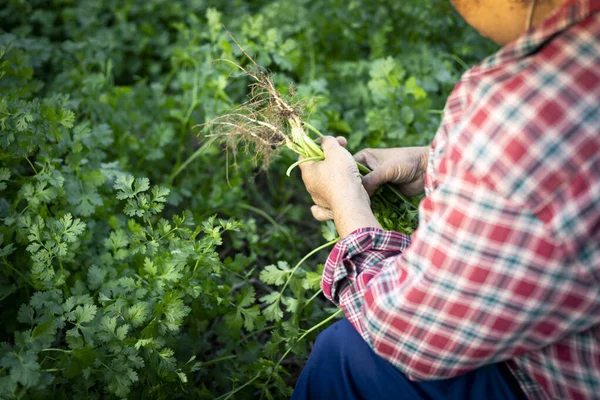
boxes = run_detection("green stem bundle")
[282,123,418,235]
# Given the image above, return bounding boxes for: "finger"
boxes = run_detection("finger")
[298,154,318,172]
[354,149,378,169]
[320,136,341,156]
[362,169,391,196]
[336,136,347,148]
[310,205,334,221]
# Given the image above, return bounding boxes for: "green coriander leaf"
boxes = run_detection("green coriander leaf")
[224,311,243,330]
[143,258,157,276]
[259,261,291,286]
[115,324,129,341]
[157,348,176,370]
[237,286,256,308]
[87,265,106,290]
[134,177,150,194]
[31,319,57,340]
[114,175,149,199]
[134,338,153,350]
[281,296,300,313]
[58,109,75,128]
[126,303,149,327]
[70,304,97,325]
[177,371,188,383]
[240,305,260,331]
[0,168,9,191]
[321,221,338,242]
[59,214,86,243]
[0,352,40,387]
[151,186,170,203]
[259,293,283,322]
[17,305,35,324]
[303,271,322,290]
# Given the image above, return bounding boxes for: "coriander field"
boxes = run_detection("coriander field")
[0,1,495,398]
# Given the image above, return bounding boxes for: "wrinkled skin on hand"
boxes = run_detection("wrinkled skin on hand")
[299,137,380,237]
[298,137,427,238]
[354,147,429,197]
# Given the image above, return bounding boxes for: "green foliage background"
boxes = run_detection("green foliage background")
[0,0,495,398]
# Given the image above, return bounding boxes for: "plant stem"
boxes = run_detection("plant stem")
[2,261,33,286]
[261,309,343,398]
[277,238,339,301]
[59,260,71,297]
[40,348,72,353]
[356,161,372,175]
[25,157,38,174]
[174,66,200,174]
[303,122,324,138]
[356,162,417,210]
[197,354,236,368]
[298,309,343,341]
[441,53,470,71]
[238,204,292,242]
[286,156,323,176]
[241,324,276,343]
[304,289,323,306]
[217,371,261,400]
[170,141,211,181]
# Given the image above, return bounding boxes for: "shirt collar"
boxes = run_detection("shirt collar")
[467,0,600,75]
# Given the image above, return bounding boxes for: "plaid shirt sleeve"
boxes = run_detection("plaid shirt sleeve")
[322,1,600,398]
[323,162,600,381]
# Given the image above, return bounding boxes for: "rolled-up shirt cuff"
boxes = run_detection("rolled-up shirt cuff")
[322,227,411,303]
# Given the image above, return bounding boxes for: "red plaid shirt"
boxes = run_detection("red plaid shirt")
[322,1,600,398]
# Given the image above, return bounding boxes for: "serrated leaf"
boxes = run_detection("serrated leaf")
[224,311,243,330]
[237,286,255,308]
[59,214,86,243]
[259,261,291,286]
[160,261,183,283]
[143,258,157,276]
[151,186,169,203]
[303,271,322,290]
[70,304,97,325]
[58,109,75,128]
[126,303,148,327]
[0,168,9,191]
[114,175,149,199]
[116,324,129,341]
[17,305,35,324]
[134,177,150,194]
[240,305,260,331]
[321,221,338,242]
[282,296,300,313]
[134,338,153,350]
[260,293,283,322]
[177,371,188,383]
[87,265,106,290]
[0,352,40,387]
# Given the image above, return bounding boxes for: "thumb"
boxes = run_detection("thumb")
[362,169,389,196]
[320,136,341,157]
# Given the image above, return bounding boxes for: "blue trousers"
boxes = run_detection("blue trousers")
[292,319,526,400]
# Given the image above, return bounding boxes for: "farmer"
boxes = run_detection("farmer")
[294,0,600,399]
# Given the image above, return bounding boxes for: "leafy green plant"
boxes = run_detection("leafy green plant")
[0,0,495,398]
[205,42,418,235]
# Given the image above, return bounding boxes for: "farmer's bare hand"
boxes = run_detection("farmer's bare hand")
[354,146,429,196]
[299,136,381,238]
